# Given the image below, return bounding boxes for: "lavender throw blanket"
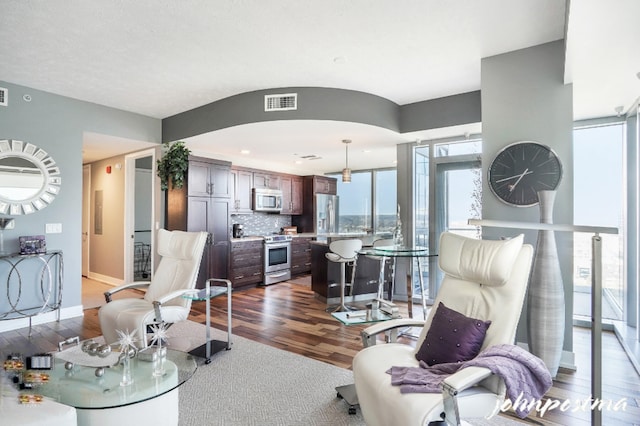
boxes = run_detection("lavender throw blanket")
[388,344,552,418]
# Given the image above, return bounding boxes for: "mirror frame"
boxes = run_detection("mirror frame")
[0,139,62,215]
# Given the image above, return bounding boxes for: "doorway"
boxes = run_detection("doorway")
[82,164,91,277]
[124,150,156,283]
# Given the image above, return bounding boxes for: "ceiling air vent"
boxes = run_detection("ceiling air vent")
[264,93,297,112]
[0,87,7,106]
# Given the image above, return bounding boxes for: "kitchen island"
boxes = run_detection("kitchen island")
[310,238,393,305]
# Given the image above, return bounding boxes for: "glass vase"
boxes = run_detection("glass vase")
[120,352,133,386]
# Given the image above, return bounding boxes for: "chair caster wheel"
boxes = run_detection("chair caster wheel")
[348,406,357,415]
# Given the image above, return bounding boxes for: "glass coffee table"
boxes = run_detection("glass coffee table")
[36,348,197,425]
[332,307,398,415]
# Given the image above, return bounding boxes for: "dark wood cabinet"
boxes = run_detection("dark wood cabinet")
[165,156,231,288]
[230,168,253,214]
[253,171,281,190]
[313,175,337,195]
[311,242,380,299]
[292,175,338,233]
[187,158,232,198]
[280,175,303,215]
[291,236,312,275]
[229,239,263,287]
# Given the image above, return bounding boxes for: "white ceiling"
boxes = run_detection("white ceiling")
[1,0,639,173]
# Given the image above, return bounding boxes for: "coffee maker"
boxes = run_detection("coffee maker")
[232,224,244,238]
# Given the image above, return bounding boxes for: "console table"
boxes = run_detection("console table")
[0,250,63,335]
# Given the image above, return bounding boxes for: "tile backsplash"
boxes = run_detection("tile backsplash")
[231,213,292,236]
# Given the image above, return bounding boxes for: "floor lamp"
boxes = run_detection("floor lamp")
[469,219,618,426]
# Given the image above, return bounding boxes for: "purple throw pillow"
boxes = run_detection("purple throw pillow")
[415,302,491,366]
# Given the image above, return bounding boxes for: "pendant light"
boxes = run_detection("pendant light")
[342,139,352,183]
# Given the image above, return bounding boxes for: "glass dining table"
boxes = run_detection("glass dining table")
[357,245,436,320]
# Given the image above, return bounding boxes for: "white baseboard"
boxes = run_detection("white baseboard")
[516,341,577,371]
[0,305,84,333]
[87,272,124,286]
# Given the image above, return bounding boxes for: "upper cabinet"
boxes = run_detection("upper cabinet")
[253,171,281,190]
[280,175,303,215]
[312,175,337,195]
[229,166,304,216]
[188,158,232,198]
[230,167,253,214]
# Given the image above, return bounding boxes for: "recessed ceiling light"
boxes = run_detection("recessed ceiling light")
[240,149,250,155]
[363,150,371,153]
[295,160,303,165]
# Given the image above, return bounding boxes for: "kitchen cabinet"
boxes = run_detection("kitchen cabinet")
[280,175,303,215]
[165,156,232,288]
[230,167,253,214]
[253,171,281,190]
[229,239,263,287]
[291,236,312,275]
[312,175,337,195]
[188,157,231,198]
[292,175,338,233]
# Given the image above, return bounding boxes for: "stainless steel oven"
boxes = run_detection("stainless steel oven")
[263,235,292,285]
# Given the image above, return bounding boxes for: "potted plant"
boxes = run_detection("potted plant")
[156,141,191,190]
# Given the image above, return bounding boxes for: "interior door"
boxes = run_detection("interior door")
[82,164,91,277]
[124,150,155,283]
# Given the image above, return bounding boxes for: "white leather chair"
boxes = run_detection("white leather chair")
[352,232,533,426]
[99,229,208,348]
[325,239,363,312]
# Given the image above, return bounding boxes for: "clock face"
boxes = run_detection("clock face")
[488,141,562,207]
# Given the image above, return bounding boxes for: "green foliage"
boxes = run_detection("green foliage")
[156,141,191,190]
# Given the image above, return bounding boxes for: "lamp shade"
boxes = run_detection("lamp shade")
[342,168,351,183]
[342,139,352,183]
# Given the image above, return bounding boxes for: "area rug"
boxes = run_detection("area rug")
[162,321,527,426]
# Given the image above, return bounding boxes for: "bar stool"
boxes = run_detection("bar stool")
[367,238,396,302]
[325,239,362,312]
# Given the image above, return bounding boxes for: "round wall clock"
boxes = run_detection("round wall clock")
[488,141,562,207]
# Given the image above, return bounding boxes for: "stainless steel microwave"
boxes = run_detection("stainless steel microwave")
[252,188,283,213]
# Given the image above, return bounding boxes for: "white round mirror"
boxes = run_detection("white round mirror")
[0,139,62,215]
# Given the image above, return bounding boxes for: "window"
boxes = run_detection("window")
[573,122,625,321]
[375,169,397,234]
[329,169,397,235]
[414,138,482,299]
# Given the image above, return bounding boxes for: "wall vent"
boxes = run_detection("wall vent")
[0,87,7,106]
[264,93,297,112]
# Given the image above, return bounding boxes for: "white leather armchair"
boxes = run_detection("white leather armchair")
[352,232,534,426]
[99,229,208,348]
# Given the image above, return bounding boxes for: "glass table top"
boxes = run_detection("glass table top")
[37,349,197,409]
[182,285,229,301]
[331,309,394,325]
[358,245,434,257]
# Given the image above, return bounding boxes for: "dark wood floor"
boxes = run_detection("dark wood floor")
[2,277,639,425]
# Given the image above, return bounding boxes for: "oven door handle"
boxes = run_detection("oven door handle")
[266,271,290,278]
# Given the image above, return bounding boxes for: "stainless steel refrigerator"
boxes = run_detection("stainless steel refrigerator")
[315,194,339,235]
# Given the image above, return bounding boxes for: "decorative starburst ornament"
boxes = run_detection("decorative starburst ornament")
[149,322,169,377]
[149,322,169,347]
[116,329,139,354]
[115,329,138,386]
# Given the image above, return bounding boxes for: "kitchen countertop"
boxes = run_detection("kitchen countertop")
[230,233,317,243]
